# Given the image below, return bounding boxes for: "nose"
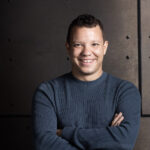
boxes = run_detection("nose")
[81,45,91,56]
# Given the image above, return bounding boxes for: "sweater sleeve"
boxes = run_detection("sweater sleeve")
[32,82,79,150]
[61,82,141,150]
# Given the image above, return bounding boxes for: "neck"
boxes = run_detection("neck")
[72,70,103,82]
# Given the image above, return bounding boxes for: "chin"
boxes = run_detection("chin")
[79,69,96,75]
[73,64,101,76]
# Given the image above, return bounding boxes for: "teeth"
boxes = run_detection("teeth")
[81,59,93,63]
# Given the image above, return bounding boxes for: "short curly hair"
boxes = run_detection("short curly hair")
[66,14,104,44]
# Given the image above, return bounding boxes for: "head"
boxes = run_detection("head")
[66,14,105,44]
[66,14,108,81]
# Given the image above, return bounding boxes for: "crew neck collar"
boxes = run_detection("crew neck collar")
[68,71,107,86]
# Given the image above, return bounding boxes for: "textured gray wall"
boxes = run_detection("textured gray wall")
[141,0,150,115]
[0,0,149,149]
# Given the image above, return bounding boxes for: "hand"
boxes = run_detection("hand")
[56,129,62,136]
[111,112,124,126]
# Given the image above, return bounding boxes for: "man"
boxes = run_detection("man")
[32,14,141,150]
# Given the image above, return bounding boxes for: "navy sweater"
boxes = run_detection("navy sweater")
[32,72,141,150]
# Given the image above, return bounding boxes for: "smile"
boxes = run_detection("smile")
[79,59,95,65]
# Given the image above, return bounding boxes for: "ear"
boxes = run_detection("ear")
[103,40,108,55]
[65,42,70,55]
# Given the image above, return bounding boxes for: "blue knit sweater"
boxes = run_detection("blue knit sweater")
[32,72,141,150]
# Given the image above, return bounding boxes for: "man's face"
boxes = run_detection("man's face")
[66,25,108,80]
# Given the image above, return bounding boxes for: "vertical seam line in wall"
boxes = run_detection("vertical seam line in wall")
[137,0,150,117]
[137,0,143,116]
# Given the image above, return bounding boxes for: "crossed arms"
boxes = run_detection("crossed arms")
[56,112,124,136]
[32,82,141,150]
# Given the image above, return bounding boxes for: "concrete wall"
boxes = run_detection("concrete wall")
[0,0,149,149]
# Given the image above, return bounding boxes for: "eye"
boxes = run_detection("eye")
[92,43,100,47]
[73,43,82,47]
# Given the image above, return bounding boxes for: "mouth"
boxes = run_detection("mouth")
[78,59,95,66]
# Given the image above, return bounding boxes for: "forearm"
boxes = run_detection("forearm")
[58,112,124,149]
[34,131,79,150]
[61,121,140,150]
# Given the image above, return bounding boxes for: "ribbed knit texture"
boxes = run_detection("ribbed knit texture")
[32,72,141,150]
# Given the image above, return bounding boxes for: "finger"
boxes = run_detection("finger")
[111,114,119,126]
[111,112,123,126]
[113,116,124,126]
[118,116,124,125]
[111,112,121,125]
[111,113,118,126]
[113,112,123,126]
[112,114,124,126]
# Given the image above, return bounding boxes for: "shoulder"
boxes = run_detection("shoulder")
[105,72,141,99]
[105,72,123,85]
[35,72,70,92]
[106,72,139,89]
[33,73,71,104]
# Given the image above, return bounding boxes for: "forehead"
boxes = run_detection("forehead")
[71,25,103,42]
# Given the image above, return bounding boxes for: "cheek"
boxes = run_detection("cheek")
[70,49,81,58]
[92,49,103,57]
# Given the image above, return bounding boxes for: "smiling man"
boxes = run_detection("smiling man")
[32,14,141,150]
[66,23,108,81]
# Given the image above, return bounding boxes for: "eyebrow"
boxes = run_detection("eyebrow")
[72,41,83,43]
[72,40,102,43]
